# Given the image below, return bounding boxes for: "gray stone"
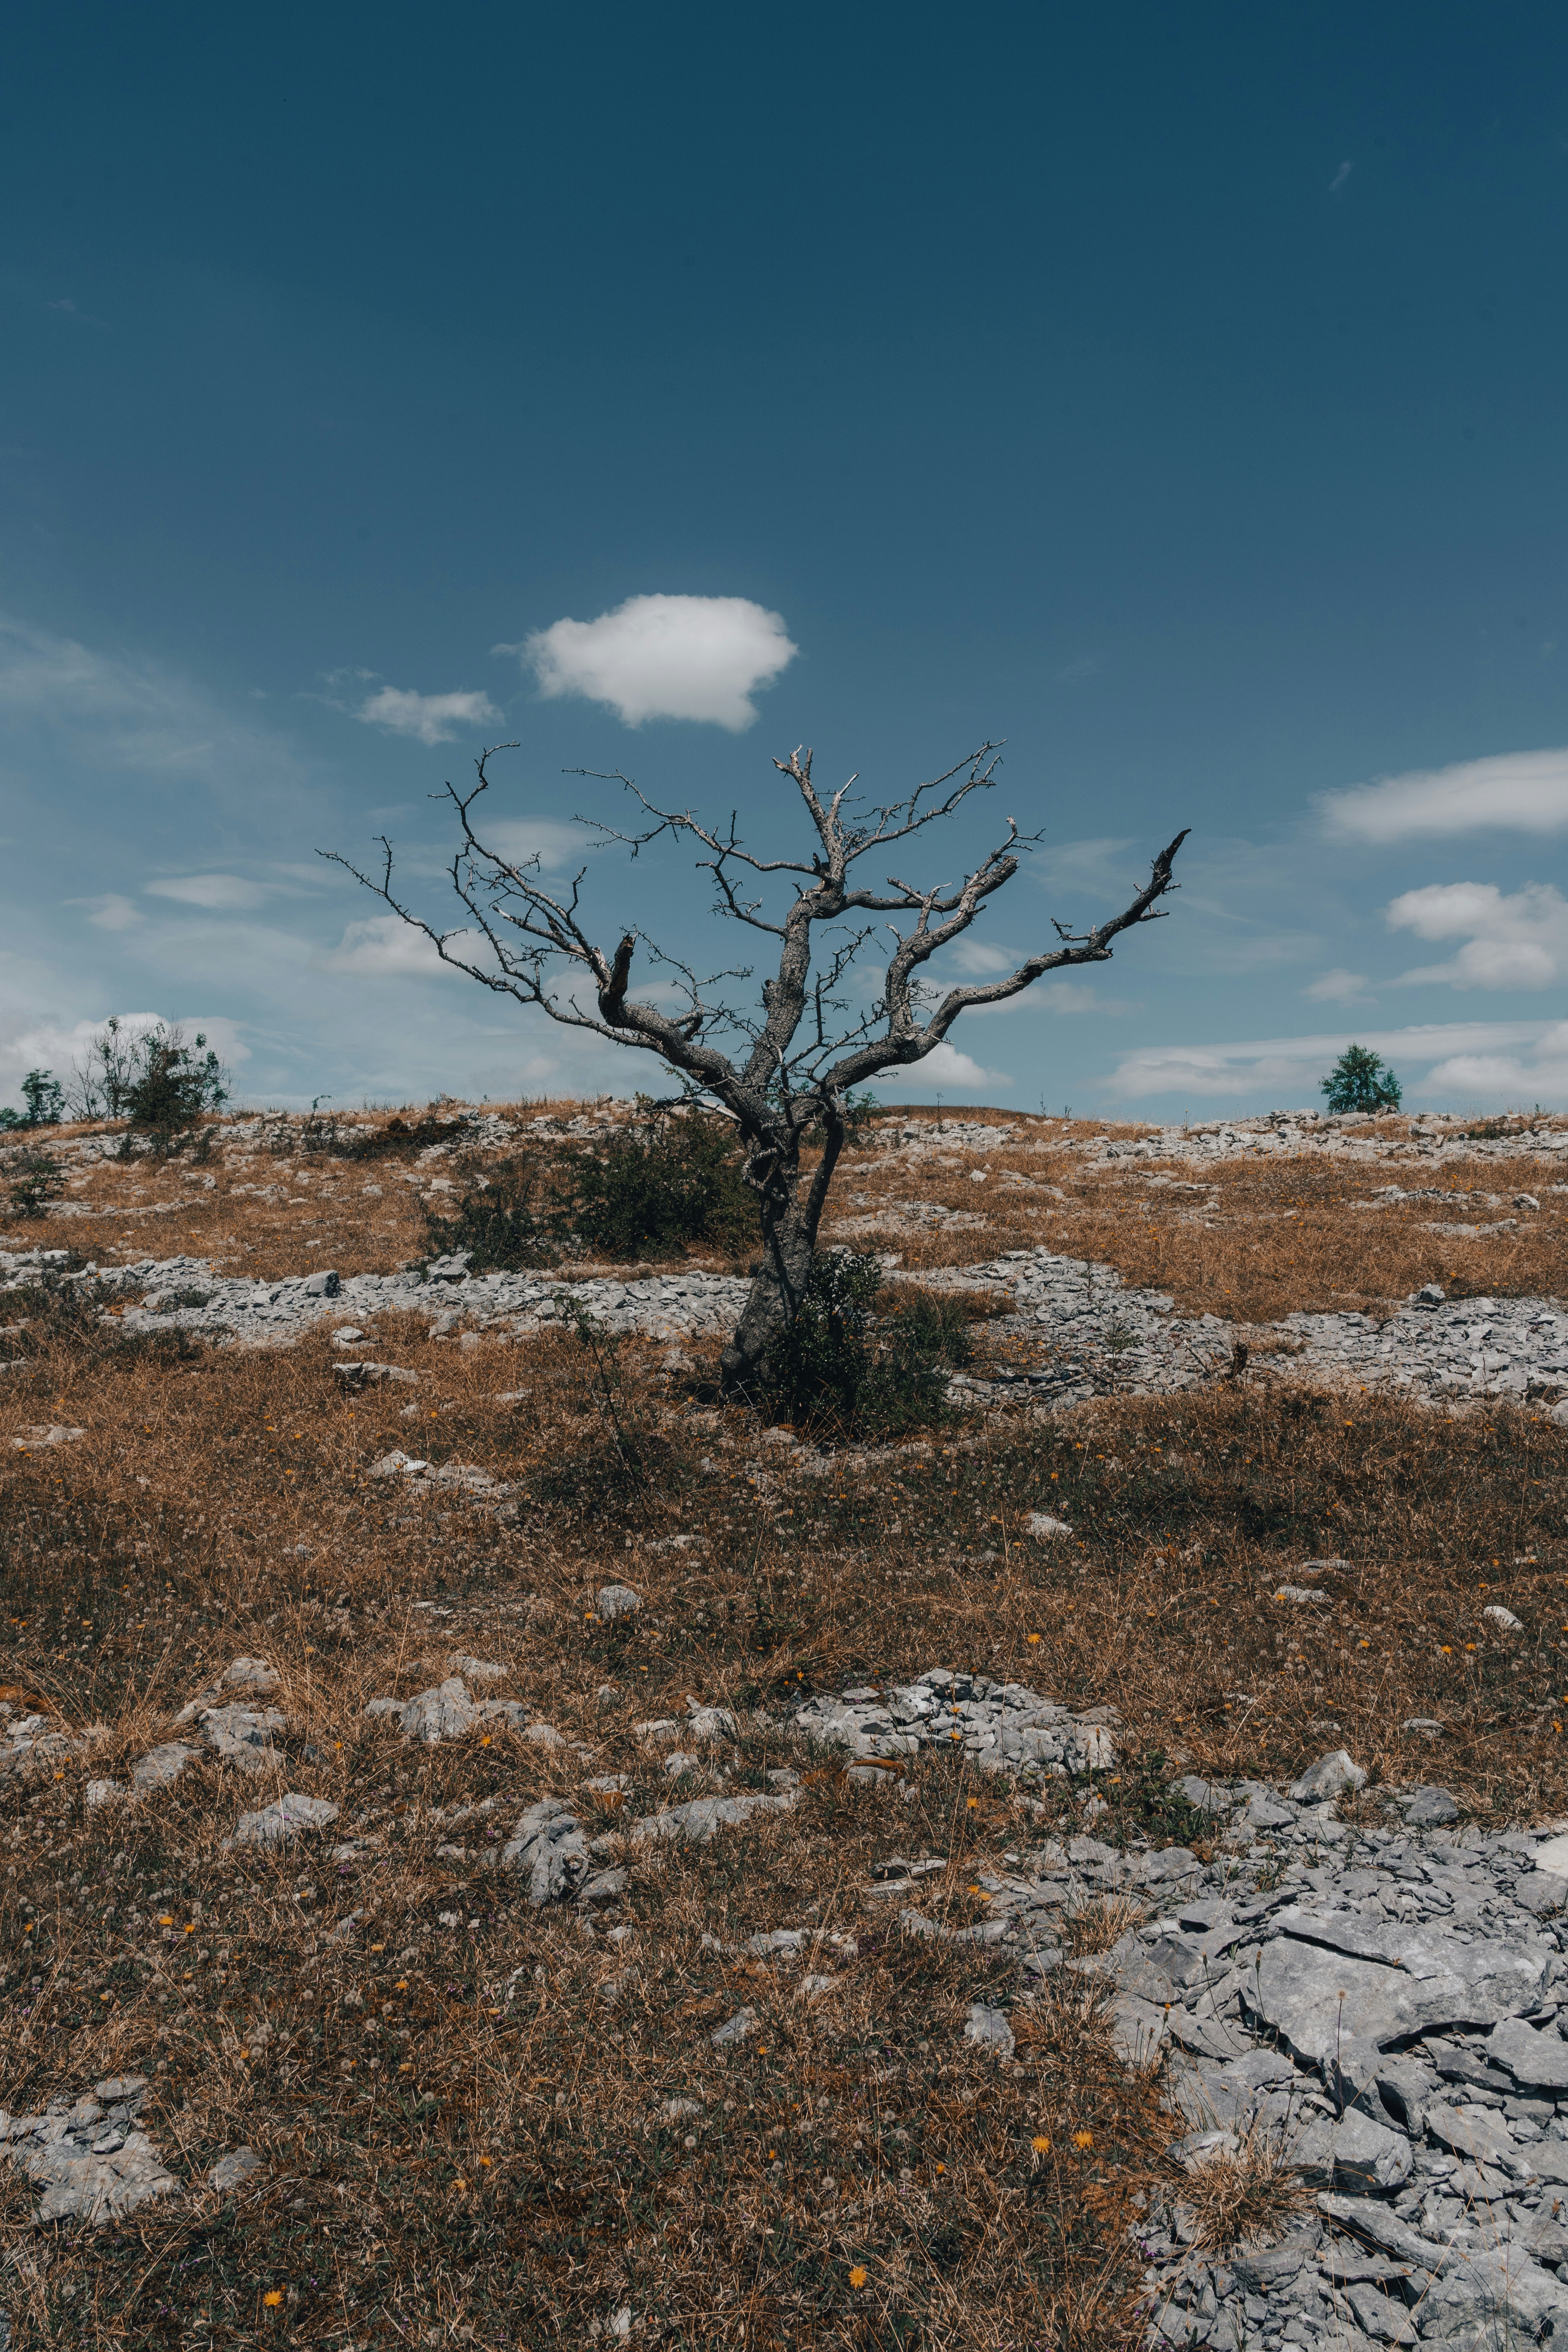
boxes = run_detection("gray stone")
[501,1798,588,1904]
[377,1677,477,1744]
[1525,2212,1568,2269]
[1403,1719,1446,1739]
[0,2077,178,2227]
[631,1791,798,1845]
[1343,2282,1416,2345]
[1375,2055,1438,2137]
[1245,1791,1298,1830]
[333,1361,419,1391]
[687,1704,737,1742]
[1489,2018,1568,2094]
[1247,1929,1550,2088]
[229,1791,339,1847]
[1425,2103,1524,2175]
[209,2146,260,2190]
[964,2001,1016,2058]
[1291,2107,1414,2192]
[1178,1776,1235,1813]
[1418,2243,1566,2341]
[199,1702,285,1772]
[131,1740,197,1793]
[1107,1992,1169,2065]
[580,1867,630,1905]
[1315,2194,1452,2275]
[711,2007,758,2049]
[1405,1786,1460,1827]
[1230,2238,1318,2295]
[475,1698,530,1733]
[1290,1749,1368,1802]
[596,1584,641,1621]
[224,1657,279,1693]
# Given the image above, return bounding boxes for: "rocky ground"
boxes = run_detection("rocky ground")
[2,1098,1566,2349]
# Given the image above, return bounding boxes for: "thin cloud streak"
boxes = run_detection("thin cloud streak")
[1319,748,1568,842]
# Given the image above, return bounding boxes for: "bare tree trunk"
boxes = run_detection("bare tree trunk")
[719,1115,845,1398]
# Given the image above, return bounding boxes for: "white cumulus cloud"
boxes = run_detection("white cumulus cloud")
[1319,747,1568,841]
[510,593,797,730]
[1386,880,1568,989]
[1303,967,1371,1003]
[318,915,454,977]
[900,1040,1012,1091]
[355,686,501,746]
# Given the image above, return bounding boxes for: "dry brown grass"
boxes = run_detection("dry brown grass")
[820,1116,1568,1320]
[2,1101,1566,2345]
[1176,2129,1314,2255]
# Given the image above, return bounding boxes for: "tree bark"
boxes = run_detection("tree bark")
[719,1113,845,1397]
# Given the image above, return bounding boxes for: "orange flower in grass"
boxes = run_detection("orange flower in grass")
[849,2267,869,2289]
[1072,2130,1094,2151]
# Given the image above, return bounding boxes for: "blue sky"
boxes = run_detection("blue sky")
[4,2,1568,1116]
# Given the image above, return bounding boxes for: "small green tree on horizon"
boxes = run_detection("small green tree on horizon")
[1321,1043,1401,1114]
[0,1069,64,1132]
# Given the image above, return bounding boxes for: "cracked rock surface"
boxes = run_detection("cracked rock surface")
[777,1678,1568,2352]
[951,1250,1568,1416]
[0,2076,176,2226]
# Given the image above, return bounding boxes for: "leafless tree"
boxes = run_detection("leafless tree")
[323,743,1186,1395]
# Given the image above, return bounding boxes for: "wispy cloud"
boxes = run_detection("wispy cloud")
[72,894,144,932]
[353,686,501,746]
[316,915,455,977]
[0,613,325,826]
[506,593,797,730]
[1319,747,1568,842]
[1387,879,1568,989]
[146,873,271,911]
[1328,160,1352,196]
[1103,1019,1564,1106]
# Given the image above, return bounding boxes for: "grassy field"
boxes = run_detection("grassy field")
[1,1103,1565,2348]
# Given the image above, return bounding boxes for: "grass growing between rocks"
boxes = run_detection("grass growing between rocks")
[2,1115,1567,2346]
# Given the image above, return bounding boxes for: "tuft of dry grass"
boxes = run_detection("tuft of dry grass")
[1177,2129,1314,2254]
[1065,1896,1147,1957]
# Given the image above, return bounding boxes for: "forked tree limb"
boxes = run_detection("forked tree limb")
[322,740,1186,1392]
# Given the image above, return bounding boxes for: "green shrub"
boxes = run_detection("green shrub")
[5,1154,66,1219]
[1321,1044,1401,1114]
[421,1153,561,1271]
[570,1102,755,1261]
[121,1027,228,1153]
[0,1069,64,1131]
[764,1250,975,1437]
